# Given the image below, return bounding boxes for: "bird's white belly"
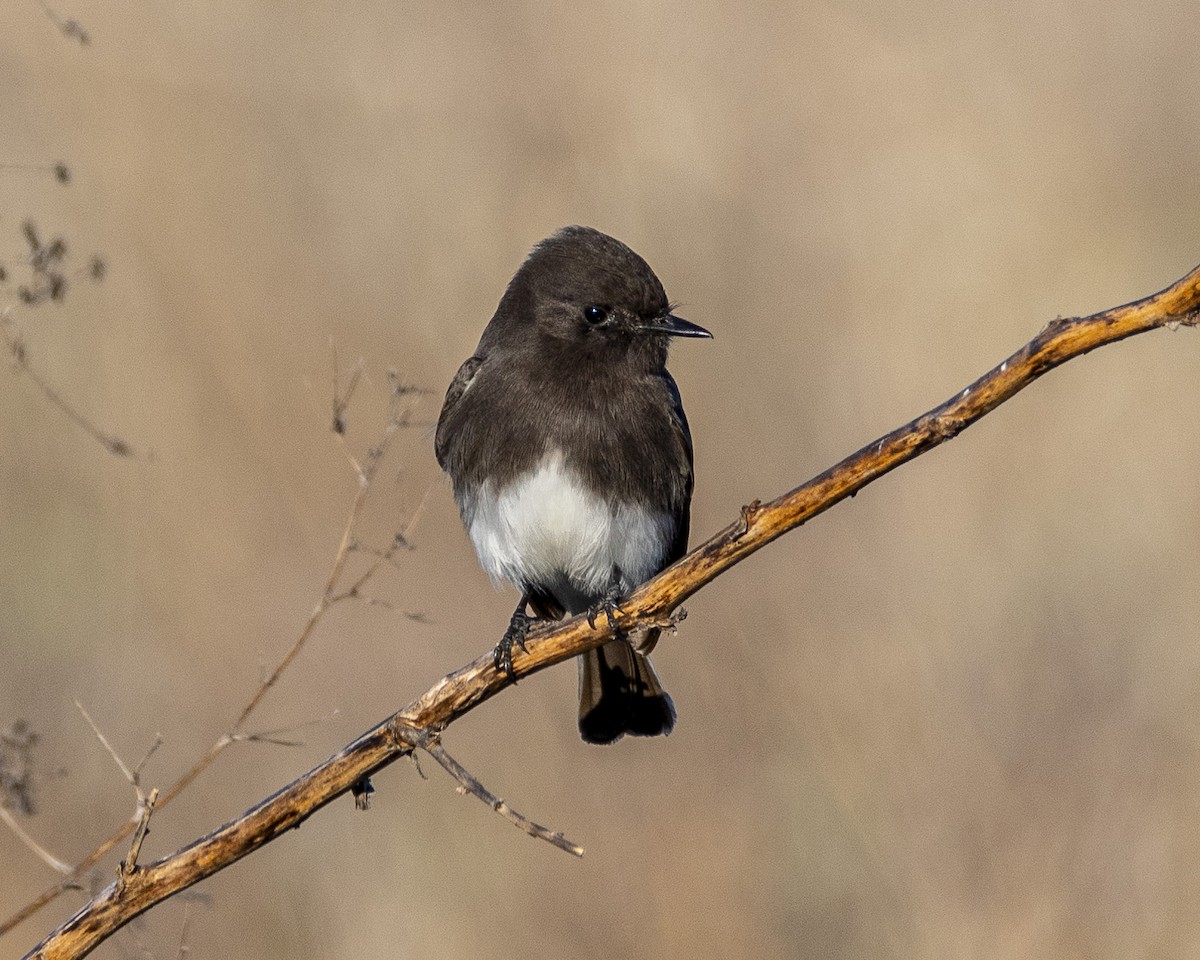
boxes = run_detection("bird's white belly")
[464,449,673,607]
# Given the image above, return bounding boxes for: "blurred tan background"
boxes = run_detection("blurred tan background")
[2,1,1199,957]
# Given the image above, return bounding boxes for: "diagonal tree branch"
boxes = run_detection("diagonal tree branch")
[24,263,1200,960]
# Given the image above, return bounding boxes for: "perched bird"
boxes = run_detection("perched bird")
[435,226,710,744]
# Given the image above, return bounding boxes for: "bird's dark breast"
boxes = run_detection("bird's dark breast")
[438,353,692,515]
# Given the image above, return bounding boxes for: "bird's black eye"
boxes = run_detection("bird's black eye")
[582,305,608,325]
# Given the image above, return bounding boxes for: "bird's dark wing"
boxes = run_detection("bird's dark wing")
[662,369,695,566]
[434,355,485,470]
[634,370,695,660]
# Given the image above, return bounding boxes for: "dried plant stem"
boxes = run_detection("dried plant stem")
[21,263,1200,960]
[119,789,158,879]
[395,725,584,856]
[1,393,411,941]
[0,809,73,875]
[1,315,133,457]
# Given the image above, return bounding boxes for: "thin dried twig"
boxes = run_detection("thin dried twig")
[31,0,89,45]
[71,705,164,887]
[230,711,341,749]
[0,721,69,873]
[21,263,1200,959]
[0,719,39,815]
[0,361,426,941]
[1,215,117,455]
[0,161,72,182]
[329,343,364,436]
[75,704,163,882]
[130,738,164,786]
[399,726,584,857]
[175,894,203,960]
[75,703,142,799]
[0,808,73,875]
[2,311,135,458]
[119,789,158,879]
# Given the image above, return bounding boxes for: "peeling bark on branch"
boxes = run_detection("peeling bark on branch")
[24,263,1200,960]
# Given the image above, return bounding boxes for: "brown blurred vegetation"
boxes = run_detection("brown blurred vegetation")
[2,1,1199,958]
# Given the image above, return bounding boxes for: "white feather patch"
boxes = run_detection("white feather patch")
[463,449,674,609]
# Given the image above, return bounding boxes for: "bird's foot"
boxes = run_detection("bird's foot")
[586,586,627,638]
[494,609,535,681]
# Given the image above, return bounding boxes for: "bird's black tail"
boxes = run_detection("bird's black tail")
[577,638,676,745]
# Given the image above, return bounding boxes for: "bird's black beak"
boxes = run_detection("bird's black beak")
[637,313,713,339]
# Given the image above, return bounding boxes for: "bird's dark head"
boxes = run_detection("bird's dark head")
[483,226,710,365]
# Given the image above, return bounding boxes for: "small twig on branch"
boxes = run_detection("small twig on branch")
[429,742,585,857]
[76,703,164,883]
[119,788,158,880]
[20,263,1200,960]
[396,724,584,857]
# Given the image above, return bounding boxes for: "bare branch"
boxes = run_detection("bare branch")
[398,726,584,857]
[21,263,1200,959]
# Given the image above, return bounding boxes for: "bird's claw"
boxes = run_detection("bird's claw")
[493,611,533,681]
[586,591,626,638]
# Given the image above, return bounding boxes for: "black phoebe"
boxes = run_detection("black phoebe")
[435,226,710,744]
